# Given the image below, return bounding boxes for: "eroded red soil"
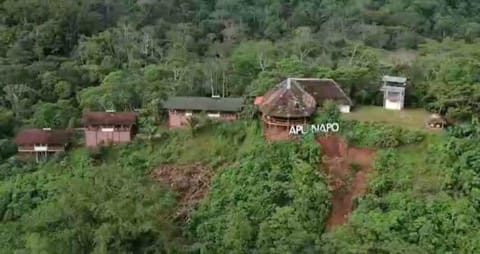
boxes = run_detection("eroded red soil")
[153,163,213,219]
[264,125,292,141]
[317,135,375,230]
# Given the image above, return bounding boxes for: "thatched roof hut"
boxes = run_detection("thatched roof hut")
[427,114,448,128]
[259,78,317,118]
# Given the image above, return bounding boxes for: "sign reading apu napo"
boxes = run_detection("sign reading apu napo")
[289,123,340,135]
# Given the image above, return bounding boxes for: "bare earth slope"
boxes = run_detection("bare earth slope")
[153,164,213,219]
[317,135,376,230]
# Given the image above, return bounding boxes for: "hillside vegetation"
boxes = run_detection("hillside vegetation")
[1,0,480,253]
[1,0,480,142]
[2,119,480,253]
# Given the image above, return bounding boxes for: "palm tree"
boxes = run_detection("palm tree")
[136,116,166,152]
[186,116,202,137]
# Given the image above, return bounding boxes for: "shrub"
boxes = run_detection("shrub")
[189,141,330,253]
[349,162,362,173]
[341,120,425,148]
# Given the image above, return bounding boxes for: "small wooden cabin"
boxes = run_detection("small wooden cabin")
[257,78,353,113]
[15,128,72,162]
[82,111,138,147]
[163,96,244,128]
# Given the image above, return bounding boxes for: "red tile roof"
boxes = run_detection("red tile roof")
[15,129,72,146]
[82,112,138,126]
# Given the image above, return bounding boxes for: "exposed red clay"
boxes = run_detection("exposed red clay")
[153,163,213,219]
[263,125,293,141]
[317,135,375,231]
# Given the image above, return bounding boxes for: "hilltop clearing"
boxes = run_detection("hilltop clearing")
[342,106,431,131]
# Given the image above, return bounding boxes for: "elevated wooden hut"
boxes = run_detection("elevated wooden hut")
[15,128,72,162]
[258,78,352,140]
[259,78,317,136]
[82,111,138,147]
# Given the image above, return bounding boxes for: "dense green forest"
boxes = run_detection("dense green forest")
[2,118,480,253]
[1,0,480,253]
[2,0,480,135]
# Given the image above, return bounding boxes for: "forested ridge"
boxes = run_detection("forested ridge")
[1,0,480,253]
[1,0,480,134]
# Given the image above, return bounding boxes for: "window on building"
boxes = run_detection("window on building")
[387,91,401,102]
[207,112,221,118]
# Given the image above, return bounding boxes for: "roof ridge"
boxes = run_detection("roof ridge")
[292,78,353,106]
[329,79,353,105]
[291,77,321,81]
[290,79,312,97]
[162,96,244,111]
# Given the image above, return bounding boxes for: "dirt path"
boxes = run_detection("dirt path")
[317,136,375,230]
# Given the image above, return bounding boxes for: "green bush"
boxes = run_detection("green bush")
[349,162,362,173]
[342,120,425,148]
[322,134,480,254]
[0,139,17,161]
[189,141,330,253]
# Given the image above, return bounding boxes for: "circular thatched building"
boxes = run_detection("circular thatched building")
[258,78,317,139]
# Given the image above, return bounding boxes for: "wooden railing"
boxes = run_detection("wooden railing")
[261,115,308,127]
[85,126,132,131]
[18,146,65,152]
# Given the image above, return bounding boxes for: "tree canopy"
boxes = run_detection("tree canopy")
[1,0,480,253]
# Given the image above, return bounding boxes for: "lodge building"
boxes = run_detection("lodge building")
[258,78,317,129]
[15,128,72,162]
[163,96,244,128]
[256,78,352,140]
[82,111,138,147]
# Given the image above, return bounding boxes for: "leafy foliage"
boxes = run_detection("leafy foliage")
[322,140,480,253]
[0,149,180,253]
[313,100,341,124]
[189,141,330,253]
[1,0,480,131]
[1,0,480,253]
[342,120,425,148]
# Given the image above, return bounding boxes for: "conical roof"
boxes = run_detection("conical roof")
[259,78,317,118]
[428,114,448,124]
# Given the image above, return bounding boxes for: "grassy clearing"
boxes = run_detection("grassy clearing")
[375,133,445,197]
[343,105,432,131]
[147,120,266,168]
[402,134,445,196]
[341,106,446,195]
